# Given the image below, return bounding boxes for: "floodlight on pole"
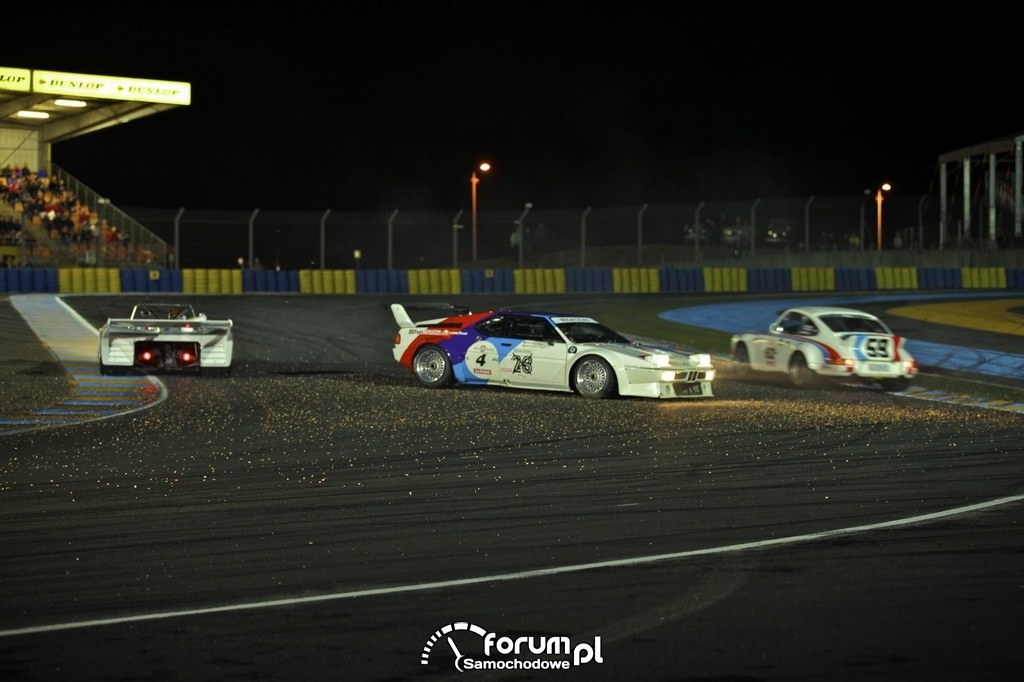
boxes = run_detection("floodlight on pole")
[470,162,491,262]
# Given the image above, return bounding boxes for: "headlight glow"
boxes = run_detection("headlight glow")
[644,353,670,367]
[691,353,711,366]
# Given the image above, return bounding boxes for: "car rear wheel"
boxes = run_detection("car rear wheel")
[732,342,751,376]
[572,356,616,399]
[413,345,455,388]
[880,378,910,392]
[788,353,817,388]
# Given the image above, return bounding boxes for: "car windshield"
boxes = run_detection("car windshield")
[819,314,890,334]
[552,319,630,344]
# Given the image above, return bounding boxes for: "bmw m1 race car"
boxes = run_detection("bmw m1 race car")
[98,302,234,375]
[390,303,715,399]
[730,306,917,390]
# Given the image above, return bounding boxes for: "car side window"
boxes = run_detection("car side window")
[778,313,817,336]
[509,317,547,340]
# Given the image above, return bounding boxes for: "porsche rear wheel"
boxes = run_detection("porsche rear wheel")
[880,377,910,392]
[788,353,817,388]
[413,345,455,388]
[572,356,616,399]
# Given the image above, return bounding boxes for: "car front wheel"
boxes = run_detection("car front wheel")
[413,345,455,388]
[572,356,617,399]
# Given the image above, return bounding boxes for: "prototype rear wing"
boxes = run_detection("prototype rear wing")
[103,318,233,337]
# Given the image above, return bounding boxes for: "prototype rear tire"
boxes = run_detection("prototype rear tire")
[413,345,455,389]
[572,356,617,399]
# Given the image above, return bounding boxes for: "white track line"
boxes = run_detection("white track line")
[3,492,1021,638]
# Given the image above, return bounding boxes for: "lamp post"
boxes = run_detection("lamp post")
[875,182,891,251]
[470,162,491,262]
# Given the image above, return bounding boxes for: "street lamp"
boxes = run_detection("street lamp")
[470,162,491,262]
[875,182,891,251]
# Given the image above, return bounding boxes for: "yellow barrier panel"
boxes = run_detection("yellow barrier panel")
[231,269,242,293]
[546,268,567,293]
[703,267,747,292]
[297,269,312,293]
[182,269,195,293]
[513,269,525,293]
[311,269,324,294]
[58,268,71,293]
[194,268,209,293]
[326,269,340,294]
[107,267,123,292]
[442,268,461,294]
[335,269,356,293]
[83,267,97,292]
[524,269,538,293]
[611,268,658,293]
[874,267,917,290]
[790,267,833,291]
[961,266,1007,289]
[69,267,84,292]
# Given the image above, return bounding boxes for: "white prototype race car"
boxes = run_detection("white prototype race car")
[730,306,917,391]
[98,302,234,375]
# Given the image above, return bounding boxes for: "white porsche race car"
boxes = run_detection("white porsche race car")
[730,306,917,391]
[98,302,234,375]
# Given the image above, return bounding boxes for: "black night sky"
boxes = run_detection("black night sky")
[37,2,1021,212]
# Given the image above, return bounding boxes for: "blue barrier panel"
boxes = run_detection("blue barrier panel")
[661,268,701,292]
[565,269,584,292]
[357,269,379,294]
[769,268,788,292]
[465,269,512,293]
[833,268,850,290]
[170,269,182,292]
[461,269,490,293]
[19,268,33,291]
[658,268,677,292]
[243,269,257,291]
[747,268,777,292]
[390,268,407,293]
[918,267,958,289]
[834,268,867,291]
[659,266,675,288]
[34,266,55,290]
[279,270,295,292]
[1008,268,1024,288]
[41,268,57,292]
[133,269,148,292]
[565,268,609,293]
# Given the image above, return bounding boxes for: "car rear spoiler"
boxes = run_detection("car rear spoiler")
[103,318,233,336]
[388,303,471,328]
